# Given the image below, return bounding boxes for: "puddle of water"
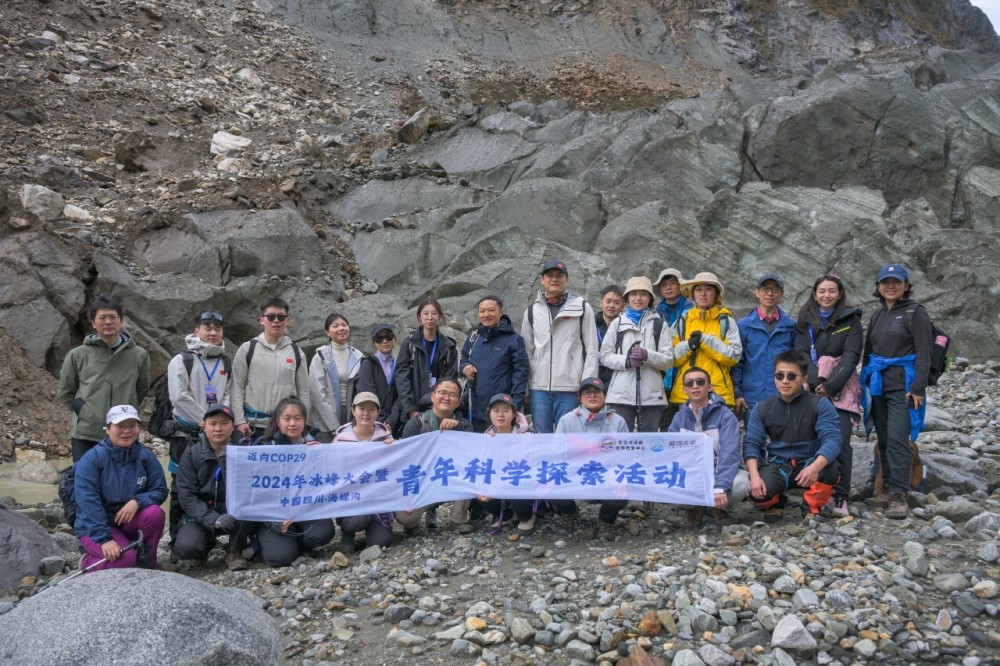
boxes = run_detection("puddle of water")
[0,456,170,506]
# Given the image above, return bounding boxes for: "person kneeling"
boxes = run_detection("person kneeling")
[669,367,749,527]
[74,405,167,572]
[554,378,629,539]
[174,405,248,571]
[744,351,841,521]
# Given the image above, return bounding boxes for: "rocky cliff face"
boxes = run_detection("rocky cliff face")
[0,0,998,399]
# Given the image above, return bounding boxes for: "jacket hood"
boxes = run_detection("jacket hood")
[534,288,584,305]
[100,435,142,463]
[692,305,732,320]
[185,333,226,357]
[478,314,516,339]
[84,331,134,348]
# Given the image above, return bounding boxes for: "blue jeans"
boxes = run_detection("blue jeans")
[531,390,578,433]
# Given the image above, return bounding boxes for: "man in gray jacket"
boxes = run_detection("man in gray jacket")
[59,293,150,462]
[521,259,599,433]
[165,308,232,544]
[231,298,309,440]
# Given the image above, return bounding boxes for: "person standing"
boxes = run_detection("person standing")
[59,294,151,462]
[595,285,624,386]
[668,272,742,409]
[230,298,308,441]
[600,276,673,431]
[356,323,404,435]
[732,273,797,422]
[654,268,692,430]
[165,309,232,545]
[460,295,530,433]
[860,263,932,520]
[795,274,863,516]
[396,299,459,422]
[521,259,599,433]
[308,313,364,441]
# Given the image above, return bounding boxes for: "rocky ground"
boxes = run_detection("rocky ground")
[3,361,1000,665]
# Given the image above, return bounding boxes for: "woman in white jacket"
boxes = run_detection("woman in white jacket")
[308,312,364,440]
[600,277,674,432]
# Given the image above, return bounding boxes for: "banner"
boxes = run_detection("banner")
[225,431,715,522]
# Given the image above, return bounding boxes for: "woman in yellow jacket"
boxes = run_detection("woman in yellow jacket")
[668,272,743,409]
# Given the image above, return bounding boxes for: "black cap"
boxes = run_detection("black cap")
[371,323,393,338]
[488,393,516,409]
[578,377,606,393]
[204,405,235,421]
[540,259,568,275]
[757,273,784,290]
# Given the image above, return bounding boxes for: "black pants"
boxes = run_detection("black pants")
[833,408,854,499]
[71,438,100,463]
[871,390,911,493]
[754,457,840,514]
[340,514,393,547]
[608,404,665,433]
[658,404,682,432]
[174,520,242,560]
[167,433,196,542]
[552,499,627,524]
[256,519,336,567]
[481,498,535,523]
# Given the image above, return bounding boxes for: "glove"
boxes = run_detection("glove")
[214,514,237,531]
[628,346,648,367]
[688,331,702,351]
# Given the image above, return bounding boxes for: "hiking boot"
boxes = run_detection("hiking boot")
[764,506,784,523]
[885,492,910,520]
[339,532,356,554]
[424,510,438,530]
[449,521,474,535]
[830,497,849,517]
[865,492,893,509]
[708,509,729,525]
[515,515,536,537]
[684,507,706,528]
[226,551,248,571]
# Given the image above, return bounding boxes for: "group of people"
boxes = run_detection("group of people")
[57,258,934,572]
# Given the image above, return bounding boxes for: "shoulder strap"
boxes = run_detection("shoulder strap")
[527,304,534,329]
[720,315,729,340]
[677,317,686,340]
[223,354,232,376]
[291,342,302,369]
[653,317,664,348]
[246,339,299,370]
[246,339,258,370]
[180,349,195,376]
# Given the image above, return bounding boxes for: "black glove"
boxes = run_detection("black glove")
[214,514,237,531]
[688,330,702,351]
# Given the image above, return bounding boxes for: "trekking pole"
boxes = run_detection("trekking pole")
[630,341,643,432]
[35,530,145,596]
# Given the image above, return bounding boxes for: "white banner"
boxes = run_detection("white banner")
[225,431,715,522]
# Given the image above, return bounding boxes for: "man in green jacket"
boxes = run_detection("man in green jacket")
[59,294,151,461]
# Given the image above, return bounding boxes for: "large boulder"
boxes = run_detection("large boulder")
[0,569,283,664]
[0,507,62,593]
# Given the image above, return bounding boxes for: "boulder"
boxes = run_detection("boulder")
[411,127,537,188]
[769,614,817,656]
[0,569,283,664]
[399,107,431,144]
[923,453,992,494]
[19,185,64,222]
[210,130,252,157]
[933,498,982,523]
[11,462,59,485]
[0,507,62,593]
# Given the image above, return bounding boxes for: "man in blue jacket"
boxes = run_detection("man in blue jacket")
[733,273,796,422]
[74,405,168,571]
[461,295,530,433]
[654,268,693,430]
[669,366,749,527]
[744,351,841,521]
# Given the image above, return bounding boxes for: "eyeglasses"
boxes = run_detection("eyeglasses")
[110,422,140,431]
[435,390,460,400]
[773,372,800,381]
[758,286,783,294]
[682,378,708,387]
[374,334,394,343]
[94,314,120,322]
[198,310,224,323]
[262,313,288,322]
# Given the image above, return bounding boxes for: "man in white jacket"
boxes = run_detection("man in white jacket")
[521,259,600,433]
[165,308,233,545]
[231,298,309,440]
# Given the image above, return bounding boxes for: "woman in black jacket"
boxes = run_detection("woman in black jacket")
[356,323,404,435]
[794,274,863,516]
[395,299,459,422]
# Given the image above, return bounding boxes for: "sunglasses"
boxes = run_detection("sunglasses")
[373,334,394,343]
[682,378,708,388]
[774,372,800,381]
[198,310,224,323]
[262,313,288,322]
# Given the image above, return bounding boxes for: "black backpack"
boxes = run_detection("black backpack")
[148,350,232,438]
[902,307,951,387]
[57,465,78,528]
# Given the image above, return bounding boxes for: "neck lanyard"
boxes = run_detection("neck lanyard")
[424,336,438,373]
[199,356,222,382]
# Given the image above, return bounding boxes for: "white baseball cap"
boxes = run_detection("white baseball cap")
[106,404,140,425]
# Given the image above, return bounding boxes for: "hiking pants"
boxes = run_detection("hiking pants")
[750,457,840,514]
[340,514,393,547]
[256,519,336,567]
[608,404,664,433]
[833,408,854,499]
[80,505,165,571]
[871,390,911,493]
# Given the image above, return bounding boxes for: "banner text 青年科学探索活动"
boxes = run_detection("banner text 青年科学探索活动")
[225,431,716,522]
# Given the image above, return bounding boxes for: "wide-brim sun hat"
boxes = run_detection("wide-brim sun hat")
[682,271,724,300]
[622,276,655,301]
[654,268,684,286]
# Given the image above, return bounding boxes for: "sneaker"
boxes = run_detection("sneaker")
[684,507,706,528]
[515,515,536,537]
[830,497,849,516]
[885,492,910,520]
[424,510,438,530]
[226,551,248,571]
